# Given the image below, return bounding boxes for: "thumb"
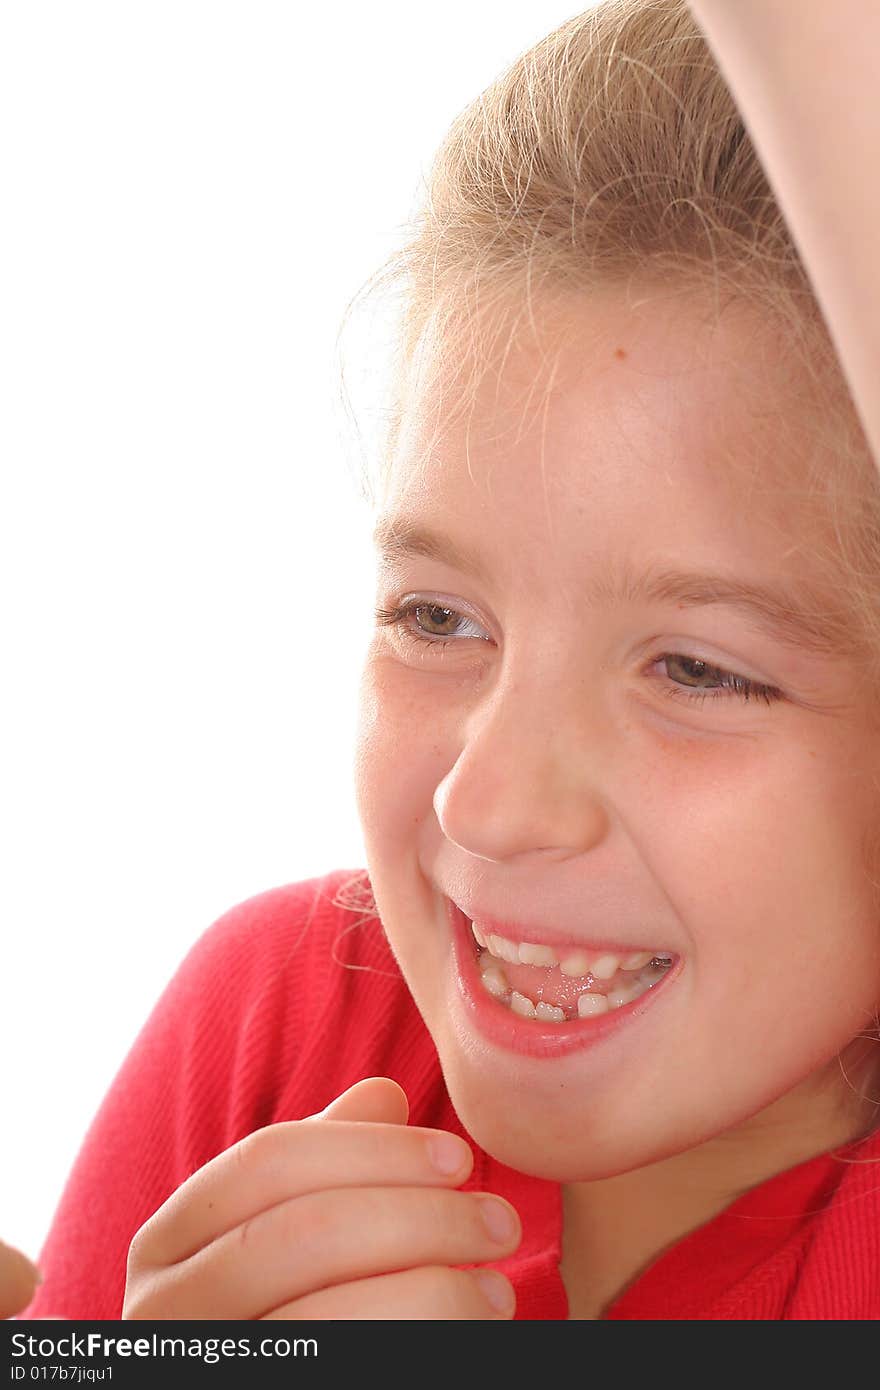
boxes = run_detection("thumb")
[310,1077,410,1126]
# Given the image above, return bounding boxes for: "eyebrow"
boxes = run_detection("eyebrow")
[371,517,854,658]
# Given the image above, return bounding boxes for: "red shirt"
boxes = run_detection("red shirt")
[22,867,880,1320]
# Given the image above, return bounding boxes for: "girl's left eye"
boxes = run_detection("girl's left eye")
[374,599,784,708]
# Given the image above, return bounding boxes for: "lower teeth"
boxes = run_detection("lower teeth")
[477,948,671,1023]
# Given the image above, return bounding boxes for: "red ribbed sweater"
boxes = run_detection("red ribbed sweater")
[23,868,880,1320]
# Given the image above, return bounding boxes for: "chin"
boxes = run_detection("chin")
[441,1054,737,1183]
[439,1064,643,1182]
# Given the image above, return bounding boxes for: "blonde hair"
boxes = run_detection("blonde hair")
[332,0,880,931]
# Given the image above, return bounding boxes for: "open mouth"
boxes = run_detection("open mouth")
[468,917,675,1025]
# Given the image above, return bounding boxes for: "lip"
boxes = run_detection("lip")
[447,897,679,1060]
[458,907,666,958]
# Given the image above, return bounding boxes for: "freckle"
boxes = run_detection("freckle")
[613,347,627,360]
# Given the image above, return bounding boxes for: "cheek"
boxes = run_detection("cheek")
[626,733,873,969]
[353,659,451,845]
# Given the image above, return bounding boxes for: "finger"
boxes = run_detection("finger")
[261,1263,516,1320]
[133,1114,473,1267]
[312,1077,409,1126]
[0,1240,41,1320]
[130,1185,521,1320]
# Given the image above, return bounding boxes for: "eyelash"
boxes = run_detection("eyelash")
[374,600,783,708]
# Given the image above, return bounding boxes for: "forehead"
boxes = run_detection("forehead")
[386,283,829,525]
[377,285,874,668]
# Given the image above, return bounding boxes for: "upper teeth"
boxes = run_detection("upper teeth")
[470,921,657,977]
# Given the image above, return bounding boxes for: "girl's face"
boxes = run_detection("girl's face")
[353,286,880,1182]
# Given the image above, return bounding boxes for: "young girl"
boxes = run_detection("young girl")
[19,0,880,1320]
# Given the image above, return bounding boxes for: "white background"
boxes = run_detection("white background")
[1,2,586,1266]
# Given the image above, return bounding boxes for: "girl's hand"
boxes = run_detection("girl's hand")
[0,1239,41,1319]
[122,1077,520,1320]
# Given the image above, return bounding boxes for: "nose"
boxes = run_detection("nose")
[433,673,611,862]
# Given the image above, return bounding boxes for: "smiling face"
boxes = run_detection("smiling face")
[353,283,880,1183]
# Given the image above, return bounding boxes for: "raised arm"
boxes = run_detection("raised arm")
[687,0,880,473]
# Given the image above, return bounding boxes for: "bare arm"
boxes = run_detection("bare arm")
[687,0,880,472]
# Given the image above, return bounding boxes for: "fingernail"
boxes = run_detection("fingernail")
[479,1197,518,1244]
[473,1269,515,1316]
[427,1133,469,1175]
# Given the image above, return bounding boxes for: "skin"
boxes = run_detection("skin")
[0,1240,40,1320]
[353,284,880,1314]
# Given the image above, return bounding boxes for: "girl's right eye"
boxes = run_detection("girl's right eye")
[374,600,483,653]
